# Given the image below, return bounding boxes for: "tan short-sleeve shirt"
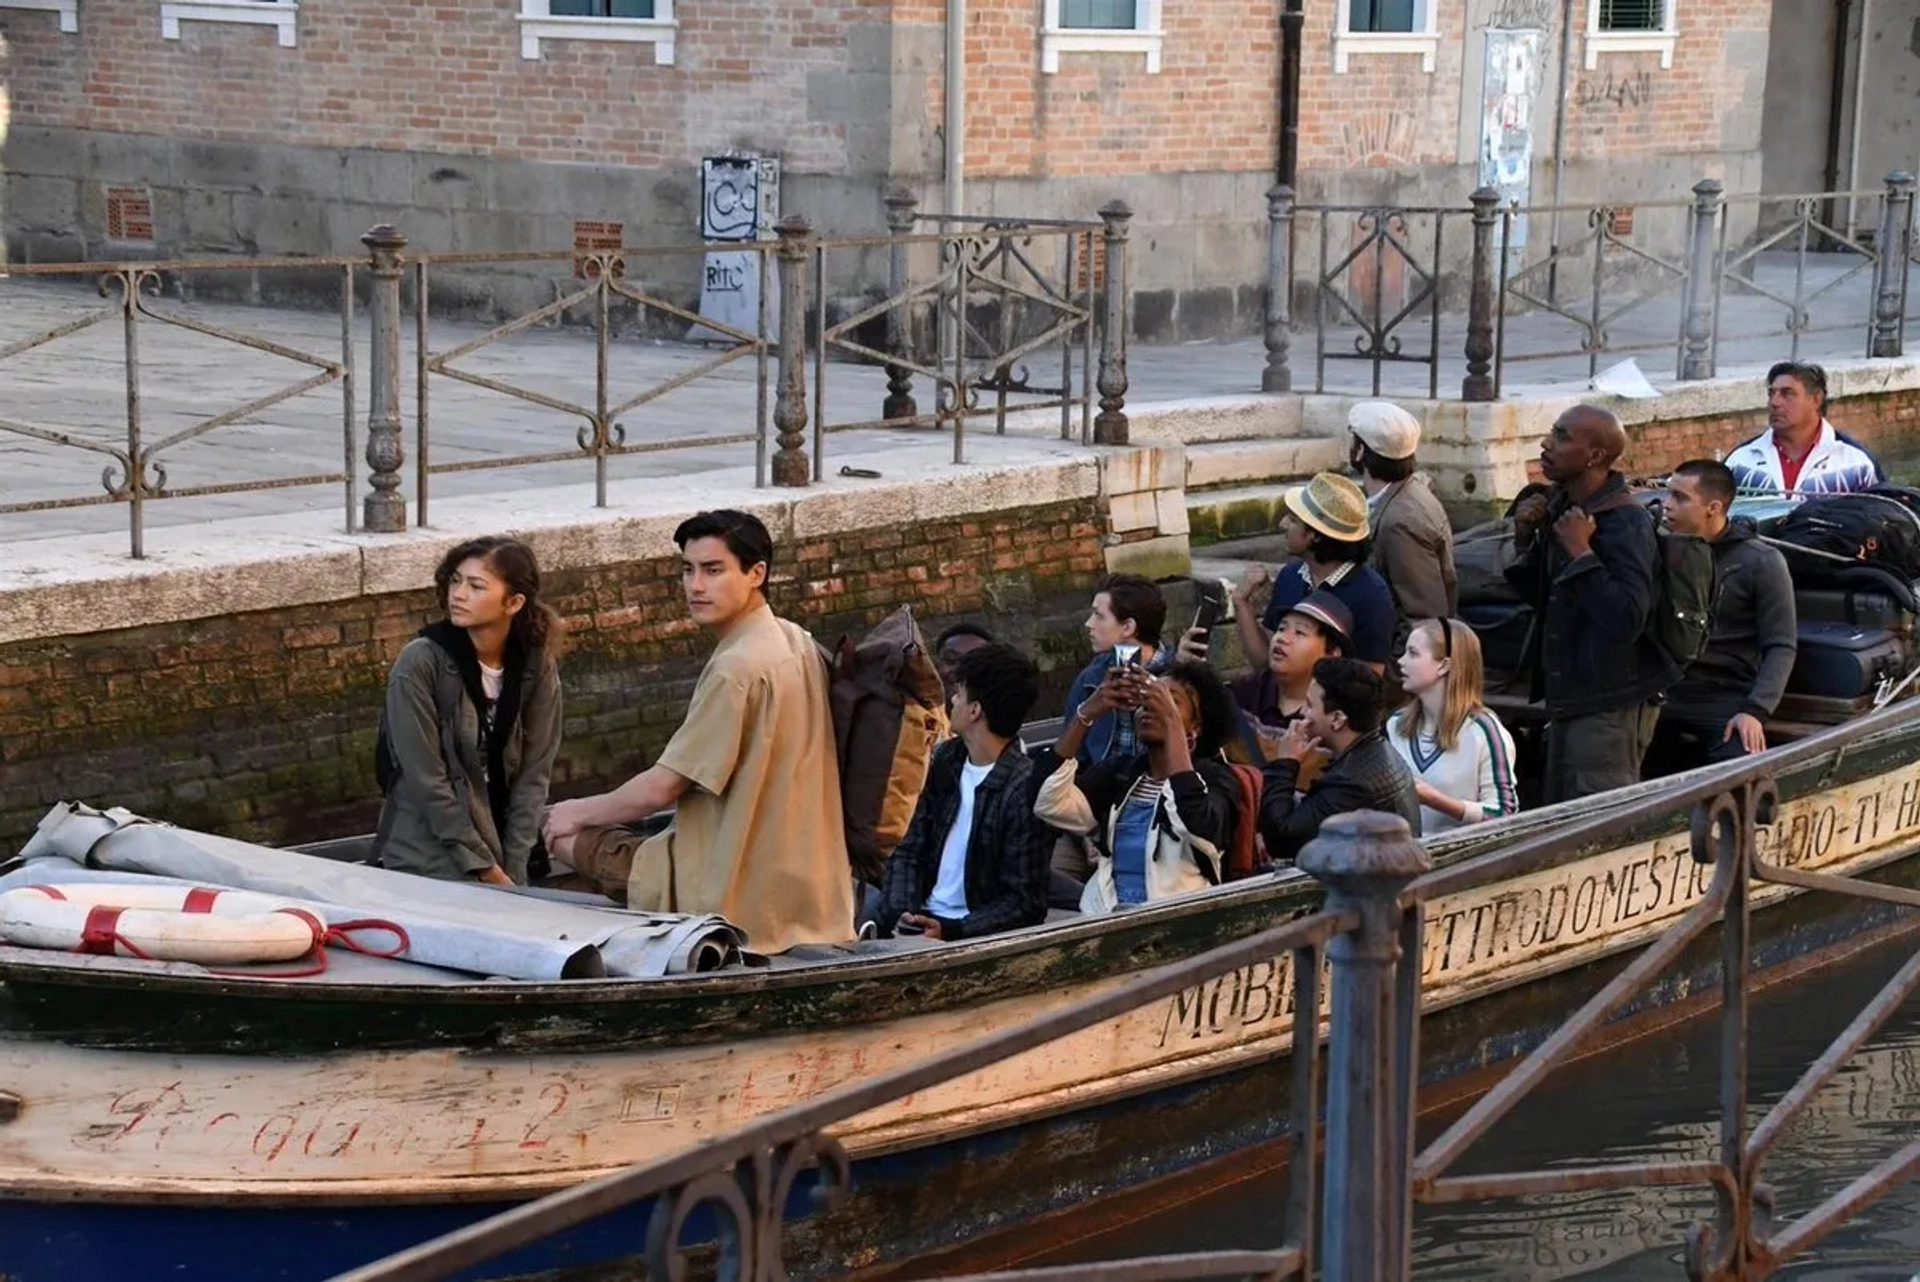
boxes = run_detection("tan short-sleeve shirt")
[627,603,853,953]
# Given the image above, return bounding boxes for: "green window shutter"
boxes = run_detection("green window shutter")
[1059,0,1139,29]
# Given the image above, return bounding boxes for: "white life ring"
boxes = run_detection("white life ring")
[0,884,327,966]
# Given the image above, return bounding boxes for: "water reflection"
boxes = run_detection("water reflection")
[1033,935,1920,1279]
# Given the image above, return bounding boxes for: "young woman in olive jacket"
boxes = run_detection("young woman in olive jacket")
[373,536,563,886]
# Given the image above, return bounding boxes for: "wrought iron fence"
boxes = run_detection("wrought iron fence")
[327,699,1920,1282]
[1262,191,1471,400]
[0,257,360,559]
[1266,171,1920,401]
[0,203,1129,558]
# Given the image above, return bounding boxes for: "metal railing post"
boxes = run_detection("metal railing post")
[1094,199,1132,445]
[1681,179,1724,381]
[771,214,814,488]
[883,188,920,420]
[1870,170,1915,358]
[1300,811,1432,1282]
[1463,187,1500,402]
[361,224,408,533]
[1264,184,1295,393]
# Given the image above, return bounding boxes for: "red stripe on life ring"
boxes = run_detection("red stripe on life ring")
[182,887,221,914]
[79,905,125,956]
[29,885,67,901]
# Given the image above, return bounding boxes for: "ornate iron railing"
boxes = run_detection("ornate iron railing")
[1264,171,1920,400]
[329,699,1920,1282]
[0,257,359,558]
[0,203,1129,557]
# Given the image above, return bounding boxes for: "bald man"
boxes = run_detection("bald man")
[1504,405,1681,803]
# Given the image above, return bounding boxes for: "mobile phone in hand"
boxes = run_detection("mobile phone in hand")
[1114,642,1143,669]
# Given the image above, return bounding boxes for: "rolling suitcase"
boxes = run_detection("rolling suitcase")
[1787,621,1907,699]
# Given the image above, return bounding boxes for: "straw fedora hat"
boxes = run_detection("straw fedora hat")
[1282,472,1370,542]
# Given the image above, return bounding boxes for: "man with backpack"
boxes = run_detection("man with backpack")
[869,643,1048,940]
[1507,406,1692,803]
[544,510,854,954]
[1645,460,1798,774]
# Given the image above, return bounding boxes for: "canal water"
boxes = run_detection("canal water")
[1023,932,1920,1278]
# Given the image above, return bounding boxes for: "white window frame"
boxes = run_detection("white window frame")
[160,0,297,47]
[0,0,78,33]
[519,0,676,64]
[1040,0,1163,75]
[1584,0,1675,68]
[1333,0,1438,73]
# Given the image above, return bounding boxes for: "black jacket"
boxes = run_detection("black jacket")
[1505,473,1682,718]
[875,738,1048,940]
[1668,519,1798,720]
[1259,728,1420,864]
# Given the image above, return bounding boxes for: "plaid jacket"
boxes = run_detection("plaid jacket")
[875,738,1049,939]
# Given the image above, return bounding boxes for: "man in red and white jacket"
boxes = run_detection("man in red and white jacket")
[1725,361,1884,496]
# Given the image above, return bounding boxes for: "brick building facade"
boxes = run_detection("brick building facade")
[1,0,1771,338]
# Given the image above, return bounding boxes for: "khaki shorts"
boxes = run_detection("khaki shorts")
[568,825,641,904]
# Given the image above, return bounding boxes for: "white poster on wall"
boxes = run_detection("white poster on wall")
[695,155,780,343]
[1479,28,1542,253]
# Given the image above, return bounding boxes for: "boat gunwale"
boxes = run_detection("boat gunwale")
[0,705,1912,1012]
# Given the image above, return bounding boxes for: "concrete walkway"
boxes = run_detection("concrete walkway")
[1,247,1907,549]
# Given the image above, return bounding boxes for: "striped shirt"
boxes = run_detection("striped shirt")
[1386,706,1520,836]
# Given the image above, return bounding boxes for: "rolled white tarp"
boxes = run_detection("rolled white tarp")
[11,803,754,981]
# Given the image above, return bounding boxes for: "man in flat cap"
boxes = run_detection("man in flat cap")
[1349,401,1457,699]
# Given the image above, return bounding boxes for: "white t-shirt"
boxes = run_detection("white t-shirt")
[927,759,993,920]
[479,662,504,703]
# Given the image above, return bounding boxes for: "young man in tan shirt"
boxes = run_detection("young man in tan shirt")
[545,510,853,953]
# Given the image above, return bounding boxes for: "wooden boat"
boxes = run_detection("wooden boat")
[1,701,1918,1282]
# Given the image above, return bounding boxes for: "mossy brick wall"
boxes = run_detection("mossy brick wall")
[1619,388,1920,482]
[0,500,1108,858]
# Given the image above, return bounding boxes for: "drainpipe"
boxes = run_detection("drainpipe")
[1545,0,1575,304]
[1821,0,1852,241]
[1845,0,1871,238]
[1277,0,1304,185]
[946,0,966,219]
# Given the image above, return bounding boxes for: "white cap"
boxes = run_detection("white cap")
[1348,401,1422,461]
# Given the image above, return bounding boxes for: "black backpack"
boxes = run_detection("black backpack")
[1772,489,1920,582]
[1589,491,1715,668]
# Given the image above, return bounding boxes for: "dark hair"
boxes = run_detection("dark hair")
[434,536,560,652]
[1352,439,1416,483]
[1768,360,1829,408]
[952,643,1041,738]
[1166,659,1238,759]
[1094,574,1168,646]
[1673,458,1738,507]
[674,509,774,576]
[1311,656,1387,734]
[935,621,996,653]
[1308,531,1374,566]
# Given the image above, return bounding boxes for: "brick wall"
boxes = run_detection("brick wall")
[0,499,1109,858]
[0,0,1766,184]
[0,0,878,172]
